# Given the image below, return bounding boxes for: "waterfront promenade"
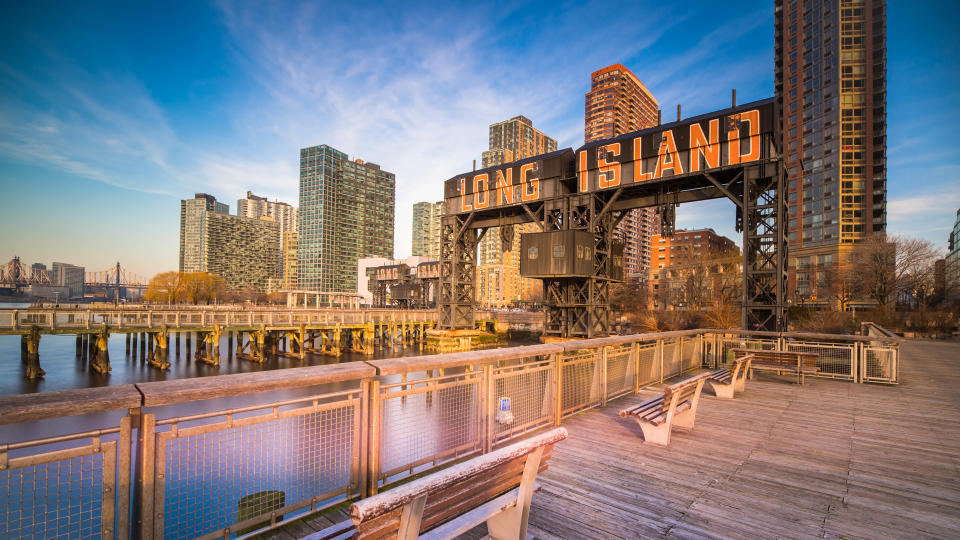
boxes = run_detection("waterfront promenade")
[274,339,960,539]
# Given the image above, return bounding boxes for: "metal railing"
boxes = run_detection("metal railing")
[0,327,901,539]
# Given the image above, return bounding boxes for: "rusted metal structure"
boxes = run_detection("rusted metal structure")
[440,98,786,337]
[371,261,440,309]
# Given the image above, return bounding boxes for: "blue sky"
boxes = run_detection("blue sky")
[1,1,958,278]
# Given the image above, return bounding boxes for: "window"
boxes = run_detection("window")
[527,247,538,259]
[552,245,564,258]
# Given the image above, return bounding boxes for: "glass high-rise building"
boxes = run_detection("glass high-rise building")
[298,144,395,293]
[585,64,660,280]
[776,0,886,300]
[412,201,442,259]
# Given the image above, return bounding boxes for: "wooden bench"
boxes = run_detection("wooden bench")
[618,373,710,446]
[707,354,753,399]
[304,427,568,540]
[731,348,819,385]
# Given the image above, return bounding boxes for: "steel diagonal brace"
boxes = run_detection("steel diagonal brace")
[597,188,623,220]
[704,172,743,209]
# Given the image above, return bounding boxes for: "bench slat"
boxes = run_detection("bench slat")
[420,489,520,540]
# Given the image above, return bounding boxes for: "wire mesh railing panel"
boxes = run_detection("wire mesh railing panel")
[784,341,855,380]
[862,347,898,384]
[560,350,601,418]
[155,393,360,540]
[491,359,555,444]
[377,372,481,487]
[717,337,778,366]
[637,343,660,386]
[680,337,700,373]
[604,345,635,400]
[0,437,118,540]
[662,339,682,379]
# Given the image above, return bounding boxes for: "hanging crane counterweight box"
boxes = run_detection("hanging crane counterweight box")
[520,230,601,278]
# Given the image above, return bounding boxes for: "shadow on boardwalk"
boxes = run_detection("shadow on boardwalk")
[273,340,960,539]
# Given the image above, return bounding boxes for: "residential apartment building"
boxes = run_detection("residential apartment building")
[236,191,298,234]
[179,193,281,291]
[237,191,298,286]
[947,209,960,303]
[648,229,740,309]
[776,0,886,299]
[179,193,229,275]
[476,115,556,306]
[282,231,298,290]
[412,201,443,259]
[298,144,395,293]
[481,115,557,168]
[585,63,660,280]
[51,262,85,298]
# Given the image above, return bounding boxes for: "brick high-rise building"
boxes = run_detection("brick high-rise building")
[585,64,660,280]
[476,116,557,307]
[647,229,740,310]
[411,201,443,260]
[776,0,886,301]
[298,144,395,293]
[481,115,557,169]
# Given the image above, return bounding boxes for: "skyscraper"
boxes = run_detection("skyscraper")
[776,0,886,300]
[475,115,557,306]
[298,144,395,293]
[411,201,443,259]
[585,64,660,280]
[179,193,281,291]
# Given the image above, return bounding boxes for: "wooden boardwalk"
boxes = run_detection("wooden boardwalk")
[272,340,960,539]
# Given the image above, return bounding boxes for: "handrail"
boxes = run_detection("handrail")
[136,362,376,407]
[0,385,142,425]
[0,327,901,423]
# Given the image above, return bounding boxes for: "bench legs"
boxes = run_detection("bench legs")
[707,380,735,399]
[485,447,542,540]
[635,419,672,446]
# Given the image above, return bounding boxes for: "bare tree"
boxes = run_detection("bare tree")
[850,234,941,308]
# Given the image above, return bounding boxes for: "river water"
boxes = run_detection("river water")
[0,304,536,396]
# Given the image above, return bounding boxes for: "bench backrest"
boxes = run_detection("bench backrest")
[660,373,711,413]
[350,427,568,539]
[732,348,818,368]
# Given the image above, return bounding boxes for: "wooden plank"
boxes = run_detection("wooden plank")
[0,385,142,425]
[136,362,375,406]
[368,344,565,375]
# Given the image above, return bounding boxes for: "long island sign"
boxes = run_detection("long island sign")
[444,98,777,216]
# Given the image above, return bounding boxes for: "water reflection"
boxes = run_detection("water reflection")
[0,326,538,396]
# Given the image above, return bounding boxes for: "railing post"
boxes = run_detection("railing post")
[367,380,382,496]
[553,353,562,425]
[600,346,608,408]
[134,412,156,539]
[117,414,133,539]
[633,342,641,394]
[657,339,664,384]
[50,309,56,330]
[147,311,153,329]
[482,364,494,454]
[854,341,861,383]
[358,379,371,498]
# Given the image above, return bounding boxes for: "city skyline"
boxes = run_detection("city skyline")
[2,1,959,278]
